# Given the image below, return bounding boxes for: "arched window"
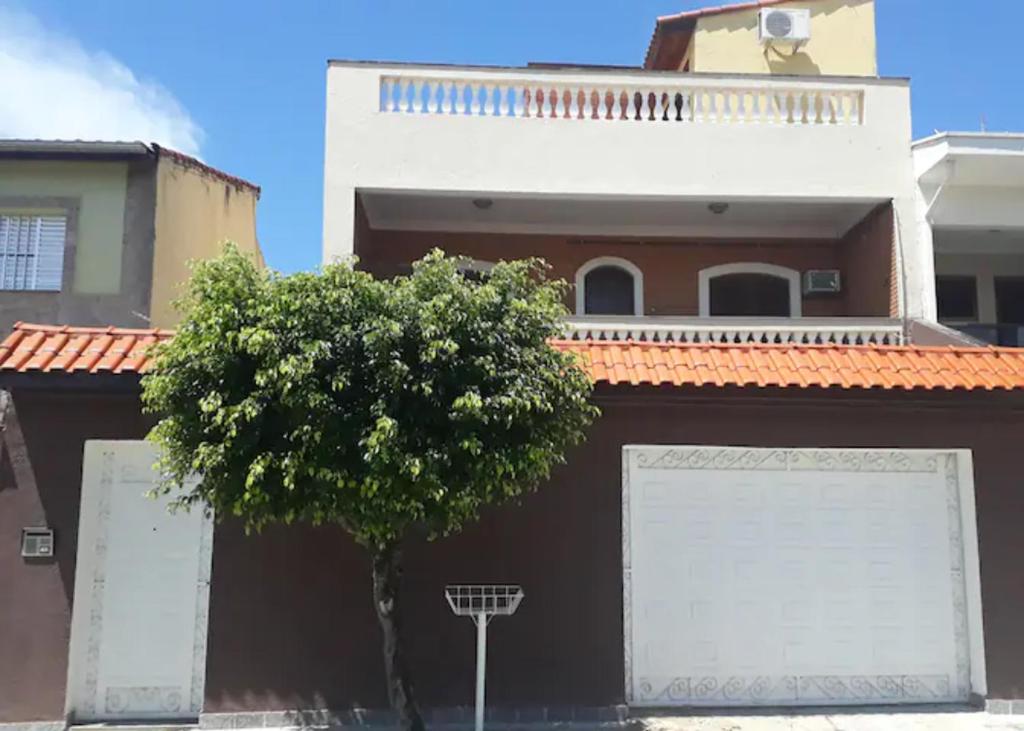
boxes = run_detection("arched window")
[575,257,644,316]
[699,263,802,317]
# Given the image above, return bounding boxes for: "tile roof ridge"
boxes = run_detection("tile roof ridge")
[10,322,173,337]
[550,339,1016,355]
[150,144,261,196]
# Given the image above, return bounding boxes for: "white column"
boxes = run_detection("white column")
[903,189,938,321]
[475,612,487,731]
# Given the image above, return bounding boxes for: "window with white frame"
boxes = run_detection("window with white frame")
[575,257,644,316]
[699,263,802,317]
[0,214,67,291]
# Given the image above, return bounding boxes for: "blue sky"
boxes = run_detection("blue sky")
[1,1,1020,273]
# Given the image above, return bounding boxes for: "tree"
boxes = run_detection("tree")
[142,247,599,731]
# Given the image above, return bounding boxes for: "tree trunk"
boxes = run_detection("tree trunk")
[371,542,426,731]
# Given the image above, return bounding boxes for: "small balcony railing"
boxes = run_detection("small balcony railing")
[563,316,905,346]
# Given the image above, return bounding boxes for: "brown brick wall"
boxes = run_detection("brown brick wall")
[839,202,897,317]
[358,216,895,319]
[0,391,150,722]
[359,230,852,317]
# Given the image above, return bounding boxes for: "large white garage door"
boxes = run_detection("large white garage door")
[624,446,984,707]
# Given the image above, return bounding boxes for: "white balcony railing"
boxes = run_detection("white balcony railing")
[379,72,865,127]
[563,317,904,346]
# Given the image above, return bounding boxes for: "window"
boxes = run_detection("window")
[699,263,801,317]
[575,257,643,316]
[935,276,978,322]
[995,277,1024,325]
[0,214,67,291]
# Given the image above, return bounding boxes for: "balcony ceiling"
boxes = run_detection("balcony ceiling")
[359,191,882,240]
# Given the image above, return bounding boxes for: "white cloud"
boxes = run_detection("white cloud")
[0,6,203,155]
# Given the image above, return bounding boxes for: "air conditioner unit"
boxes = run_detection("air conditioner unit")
[21,527,54,558]
[803,270,841,295]
[759,8,812,43]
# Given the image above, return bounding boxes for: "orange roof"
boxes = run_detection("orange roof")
[0,323,172,375]
[553,340,1024,392]
[645,0,818,69]
[4,323,1024,393]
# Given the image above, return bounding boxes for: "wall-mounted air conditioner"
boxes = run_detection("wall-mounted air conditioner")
[759,8,812,44]
[803,270,841,295]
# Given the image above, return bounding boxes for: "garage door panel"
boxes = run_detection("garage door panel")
[625,446,978,707]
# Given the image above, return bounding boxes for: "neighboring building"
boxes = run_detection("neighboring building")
[914,133,1024,346]
[0,140,263,332]
[645,0,878,76]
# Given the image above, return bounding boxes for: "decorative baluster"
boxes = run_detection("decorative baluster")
[560,88,572,119]
[601,90,612,120]
[487,84,498,116]
[392,78,404,113]
[417,81,429,114]
[576,89,586,120]
[522,87,532,117]
[590,89,601,120]
[428,80,437,114]
[396,78,408,113]
[548,88,560,118]
[617,90,628,120]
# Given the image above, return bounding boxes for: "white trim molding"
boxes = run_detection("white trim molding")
[698,262,802,318]
[574,256,644,316]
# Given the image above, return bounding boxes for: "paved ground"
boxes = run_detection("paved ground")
[640,712,1024,731]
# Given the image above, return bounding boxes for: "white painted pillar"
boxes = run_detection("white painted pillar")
[899,191,937,321]
[475,612,487,731]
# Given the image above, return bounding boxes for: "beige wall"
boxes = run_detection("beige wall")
[0,160,128,294]
[689,0,877,76]
[150,157,262,328]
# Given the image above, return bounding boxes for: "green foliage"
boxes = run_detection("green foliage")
[142,246,599,550]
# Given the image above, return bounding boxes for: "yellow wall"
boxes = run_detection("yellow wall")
[0,160,128,294]
[689,0,877,76]
[150,156,262,328]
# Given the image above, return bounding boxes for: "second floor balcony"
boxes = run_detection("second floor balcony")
[324,61,919,286]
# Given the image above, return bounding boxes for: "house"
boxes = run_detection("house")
[0,140,263,333]
[4,1,1024,728]
[914,133,1024,346]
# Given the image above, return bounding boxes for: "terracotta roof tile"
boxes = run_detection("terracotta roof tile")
[5,323,1024,394]
[551,340,1024,393]
[0,323,173,376]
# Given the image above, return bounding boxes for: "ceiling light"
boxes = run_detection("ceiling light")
[472,198,494,210]
[708,202,730,215]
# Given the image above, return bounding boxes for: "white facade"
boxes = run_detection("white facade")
[323,61,929,317]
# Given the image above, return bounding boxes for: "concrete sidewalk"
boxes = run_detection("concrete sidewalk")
[641,711,1024,731]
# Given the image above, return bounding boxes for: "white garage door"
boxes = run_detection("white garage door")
[624,446,984,707]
